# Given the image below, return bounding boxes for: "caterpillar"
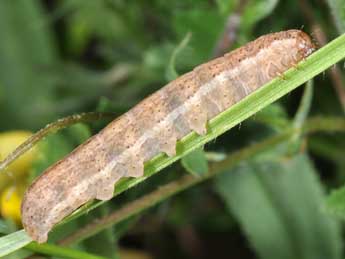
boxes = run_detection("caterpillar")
[21,30,315,243]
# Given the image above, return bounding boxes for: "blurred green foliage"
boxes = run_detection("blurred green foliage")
[1,0,345,259]
[0,0,58,129]
[181,147,208,176]
[216,154,342,259]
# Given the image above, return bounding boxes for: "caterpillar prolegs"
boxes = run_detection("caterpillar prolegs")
[21,30,315,243]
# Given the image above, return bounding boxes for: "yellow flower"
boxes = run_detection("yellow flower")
[0,184,24,224]
[0,131,36,191]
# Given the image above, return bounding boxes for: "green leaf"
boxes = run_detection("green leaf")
[181,147,208,176]
[2,248,32,259]
[26,242,110,259]
[215,154,342,259]
[326,186,345,219]
[241,0,279,34]
[173,8,225,63]
[0,230,32,258]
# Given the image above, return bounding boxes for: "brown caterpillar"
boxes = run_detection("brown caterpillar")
[21,30,315,243]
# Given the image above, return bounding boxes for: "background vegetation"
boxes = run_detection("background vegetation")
[0,0,345,259]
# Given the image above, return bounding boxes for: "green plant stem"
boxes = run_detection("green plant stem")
[165,32,192,81]
[293,80,313,129]
[290,80,313,146]
[58,116,345,246]
[26,242,110,259]
[0,112,115,173]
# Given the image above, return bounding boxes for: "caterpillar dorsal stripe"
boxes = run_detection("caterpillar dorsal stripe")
[21,30,315,243]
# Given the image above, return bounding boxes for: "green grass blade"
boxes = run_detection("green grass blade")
[0,230,32,258]
[293,80,313,129]
[326,186,345,219]
[26,242,110,259]
[0,230,110,259]
[215,154,342,259]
